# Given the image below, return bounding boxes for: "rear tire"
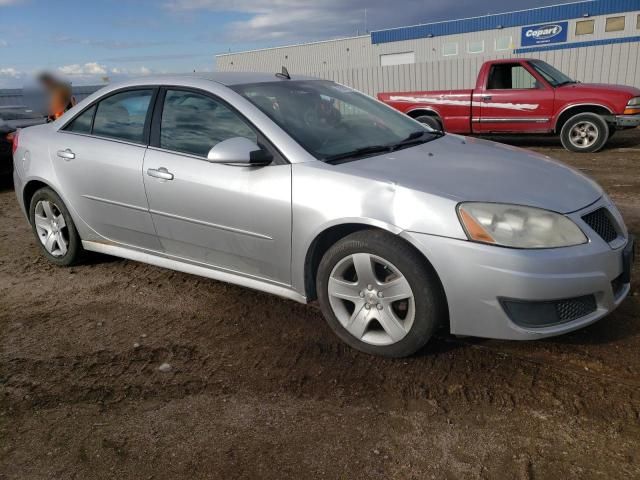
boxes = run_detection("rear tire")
[316,230,446,358]
[560,113,609,153]
[29,187,84,266]
[414,115,444,132]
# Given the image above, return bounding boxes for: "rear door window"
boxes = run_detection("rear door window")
[92,89,153,143]
[65,105,96,134]
[160,89,257,157]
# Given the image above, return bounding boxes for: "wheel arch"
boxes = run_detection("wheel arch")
[303,222,449,317]
[22,179,52,222]
[405,107,443,121]
[554,104,613,133]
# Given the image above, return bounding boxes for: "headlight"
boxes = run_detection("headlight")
[457,202,587,248]
[627,97,640,107]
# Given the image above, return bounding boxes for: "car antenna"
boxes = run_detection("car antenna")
[275,66,291,80]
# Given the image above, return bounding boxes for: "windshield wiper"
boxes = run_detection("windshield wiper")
[556,80,577,87]
[390,129,443,151]
[323,145,393,164]
[323,130,444,164]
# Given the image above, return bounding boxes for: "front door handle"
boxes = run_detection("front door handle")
[481,95,492,102]
[57,149,75,160]
[147,167,174,181]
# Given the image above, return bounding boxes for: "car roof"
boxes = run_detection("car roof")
[194,71,319,85]
[107,71,320,90]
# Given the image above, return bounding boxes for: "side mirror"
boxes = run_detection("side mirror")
[206,137,272,166]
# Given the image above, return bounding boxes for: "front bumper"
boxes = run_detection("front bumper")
[613,114,640,128]
[403,200,632,340]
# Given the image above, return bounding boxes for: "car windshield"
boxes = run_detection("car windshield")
[232,80,441,163]
[529,60,575,87]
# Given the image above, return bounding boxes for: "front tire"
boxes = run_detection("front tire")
[560,113,609,153]
[316,230,446,357]
[414,115,444,132]
[29,187,84,266]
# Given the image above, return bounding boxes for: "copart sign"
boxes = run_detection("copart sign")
[521,21,568,47]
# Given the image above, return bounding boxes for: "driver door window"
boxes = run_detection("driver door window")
[160,90,257,157]
[488,64,541,90]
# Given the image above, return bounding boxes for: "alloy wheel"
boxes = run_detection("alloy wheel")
[327,253,415,346]
[569,121,599,149]
[34,200,69,257]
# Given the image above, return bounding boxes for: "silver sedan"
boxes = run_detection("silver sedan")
[12,72,634,357]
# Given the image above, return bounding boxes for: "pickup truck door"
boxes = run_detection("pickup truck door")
[473,62,554,133]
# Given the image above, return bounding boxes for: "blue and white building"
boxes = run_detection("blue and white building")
[216,1,640,93]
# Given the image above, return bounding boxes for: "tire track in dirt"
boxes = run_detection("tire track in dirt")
[3,333,639,425]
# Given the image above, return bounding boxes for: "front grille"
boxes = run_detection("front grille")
[501,295,597,328]
[555,296,597,322]
[582,208,618,243]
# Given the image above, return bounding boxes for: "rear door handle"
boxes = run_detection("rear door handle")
[57,149,75,160]
[147,167,174,181]
[481,95,492,102]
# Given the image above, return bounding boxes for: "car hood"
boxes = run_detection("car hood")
[562,82,640,97]
[334,135,602,214]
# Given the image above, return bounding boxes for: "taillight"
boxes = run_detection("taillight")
[9,130,18,156]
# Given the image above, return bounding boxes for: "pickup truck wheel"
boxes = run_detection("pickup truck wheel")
[316,230,446,358]
[560,113,609,153]
[29,187,84,266]
[414,115,443,132]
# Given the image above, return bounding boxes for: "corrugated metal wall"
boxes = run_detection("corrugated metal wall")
[217,40,640,97]
[297,41,640,96]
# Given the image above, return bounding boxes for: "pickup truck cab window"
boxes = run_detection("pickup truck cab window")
[487,64,540,90]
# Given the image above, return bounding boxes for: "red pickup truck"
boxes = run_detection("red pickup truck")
[378,58,640,153]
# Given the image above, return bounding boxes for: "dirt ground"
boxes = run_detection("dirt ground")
[1,131,639,480]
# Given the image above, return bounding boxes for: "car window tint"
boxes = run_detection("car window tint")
[160,90,257,157]
[93,90,153,143]
[64,105,96,134]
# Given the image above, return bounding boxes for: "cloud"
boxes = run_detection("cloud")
[52,36,169,50]
[110,66,153,76]
[0,67,24,87]
[165,0,576,44]
[0,0,21,5]
[58,62,108,76]
[0,39,7,47]
[103,52,209,63]
[0,67,21,77]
